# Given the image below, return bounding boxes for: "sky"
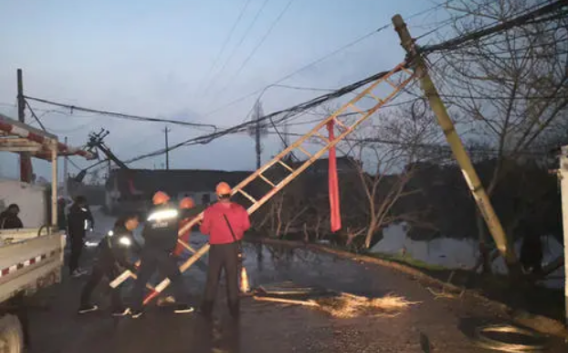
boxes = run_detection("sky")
[0,0,450,183]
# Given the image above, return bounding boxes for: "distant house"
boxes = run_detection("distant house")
[105,168,252,215]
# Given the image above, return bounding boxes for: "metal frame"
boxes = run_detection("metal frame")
[109,62,415,305]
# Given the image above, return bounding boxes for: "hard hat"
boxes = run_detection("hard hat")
[215,182,232,196]
[179,197,195,209]
[152,191,170,205]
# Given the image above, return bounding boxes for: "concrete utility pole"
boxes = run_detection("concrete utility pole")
[392,15,519,272]
[64,136,69,197]
[17,69,32,183]
[164,126,171,170]
[559,146,568,325]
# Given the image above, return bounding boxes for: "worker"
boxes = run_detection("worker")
[129,191,193,318]
[67,196,95,277]
[200,182,250,318]
[173,197,197,257]
[57,197,68,231]
[78,212,141,316]
[0,204,23,229]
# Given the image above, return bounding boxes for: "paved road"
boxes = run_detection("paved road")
[26,224,568,352]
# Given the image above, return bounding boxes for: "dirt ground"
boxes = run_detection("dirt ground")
[24,231,568,353]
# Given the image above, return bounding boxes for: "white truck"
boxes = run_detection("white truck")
[0,113,94,352]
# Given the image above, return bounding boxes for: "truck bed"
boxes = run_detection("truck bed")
[0,230,65,304]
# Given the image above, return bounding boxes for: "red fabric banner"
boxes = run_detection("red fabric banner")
[327,120,342,233]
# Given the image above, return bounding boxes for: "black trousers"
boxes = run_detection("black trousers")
[69,235,84,274]
[130,249,187,311]
[80,262,123,310]
[203,242,240,307]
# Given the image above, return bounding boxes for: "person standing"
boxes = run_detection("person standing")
[173,197,197,258]
[78,212,141,316]
[67,196,94,277]
[200,182,250,318]
[0,204,23,229]
[129,191,193,318]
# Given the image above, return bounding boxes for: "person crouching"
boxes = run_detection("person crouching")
[78,212,140,316]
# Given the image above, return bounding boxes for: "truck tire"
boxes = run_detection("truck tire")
[0,314,23,353]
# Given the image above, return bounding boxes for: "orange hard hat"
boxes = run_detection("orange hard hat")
[215,182,232,196]
[179,197,195,209]
[152,191,170,205]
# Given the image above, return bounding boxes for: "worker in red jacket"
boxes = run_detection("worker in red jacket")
[173,197,196,257]
[199,182,250,318]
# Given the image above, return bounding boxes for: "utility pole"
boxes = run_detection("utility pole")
[559,146,568,325]
[64,136,69,197]
[392,15,519,273]
[164,126,171,170]
[17,69,32,183]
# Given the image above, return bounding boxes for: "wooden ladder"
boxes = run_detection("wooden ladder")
[110,62,414,305]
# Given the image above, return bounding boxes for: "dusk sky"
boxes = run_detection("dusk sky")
[0,0,450,182]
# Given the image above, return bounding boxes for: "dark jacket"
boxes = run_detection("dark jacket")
[142,203,180,253]
[96,223,140,271]
[0,211,23,229]
[67,203,94,237]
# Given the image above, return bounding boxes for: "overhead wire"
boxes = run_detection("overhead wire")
[194,0,253,96]
[201,0,272,97]
[199,0,461,119]
[23,95,218,130]
[213,0,296,101]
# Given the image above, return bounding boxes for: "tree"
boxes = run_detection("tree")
[438,0,568,272]
[336,100,440,250]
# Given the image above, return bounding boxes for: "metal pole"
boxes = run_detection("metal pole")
[164,126,170,170]
[559,146,568,325]
[51,140,58,228]
[392,15,519,272]
[17,69,32,183]
[64,136,69,198]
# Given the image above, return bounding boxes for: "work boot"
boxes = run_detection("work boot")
[199,300,213,317]
[130,309,143,319]
[174,304,194,314]
[111,308,131,317]
[228,301,240,318]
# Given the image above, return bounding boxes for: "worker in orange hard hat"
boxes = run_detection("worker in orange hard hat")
[173,197,197,257]
[129,191,192,318]
[200,181,250,318]
[152,191,170,205]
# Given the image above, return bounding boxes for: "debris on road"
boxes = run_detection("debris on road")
[253,282,420,318]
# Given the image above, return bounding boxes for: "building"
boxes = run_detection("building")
[105,168,252,215]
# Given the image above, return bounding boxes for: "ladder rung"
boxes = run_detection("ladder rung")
[313,131,330,143]
[296,145,312,158]
[258,173,275,187]
[348,103,365,115]
[385,78,398,89]
[237,189,257,204]
[367,92,383,104]
[277,160,295,172]
[333,118,350,131]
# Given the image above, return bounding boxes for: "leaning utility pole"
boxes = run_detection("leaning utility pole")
[559,146,568,325]
[392,15,519,273]
[17,69,32,183]
[164,126,171,170]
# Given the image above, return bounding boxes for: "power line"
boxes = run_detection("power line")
[201,0,272,97]
[213,0,296,101]
[421,0,568,54]
[117,65,406,165]
[23,96,218,130]
[200,1,457,119]
[195,0,253,95]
